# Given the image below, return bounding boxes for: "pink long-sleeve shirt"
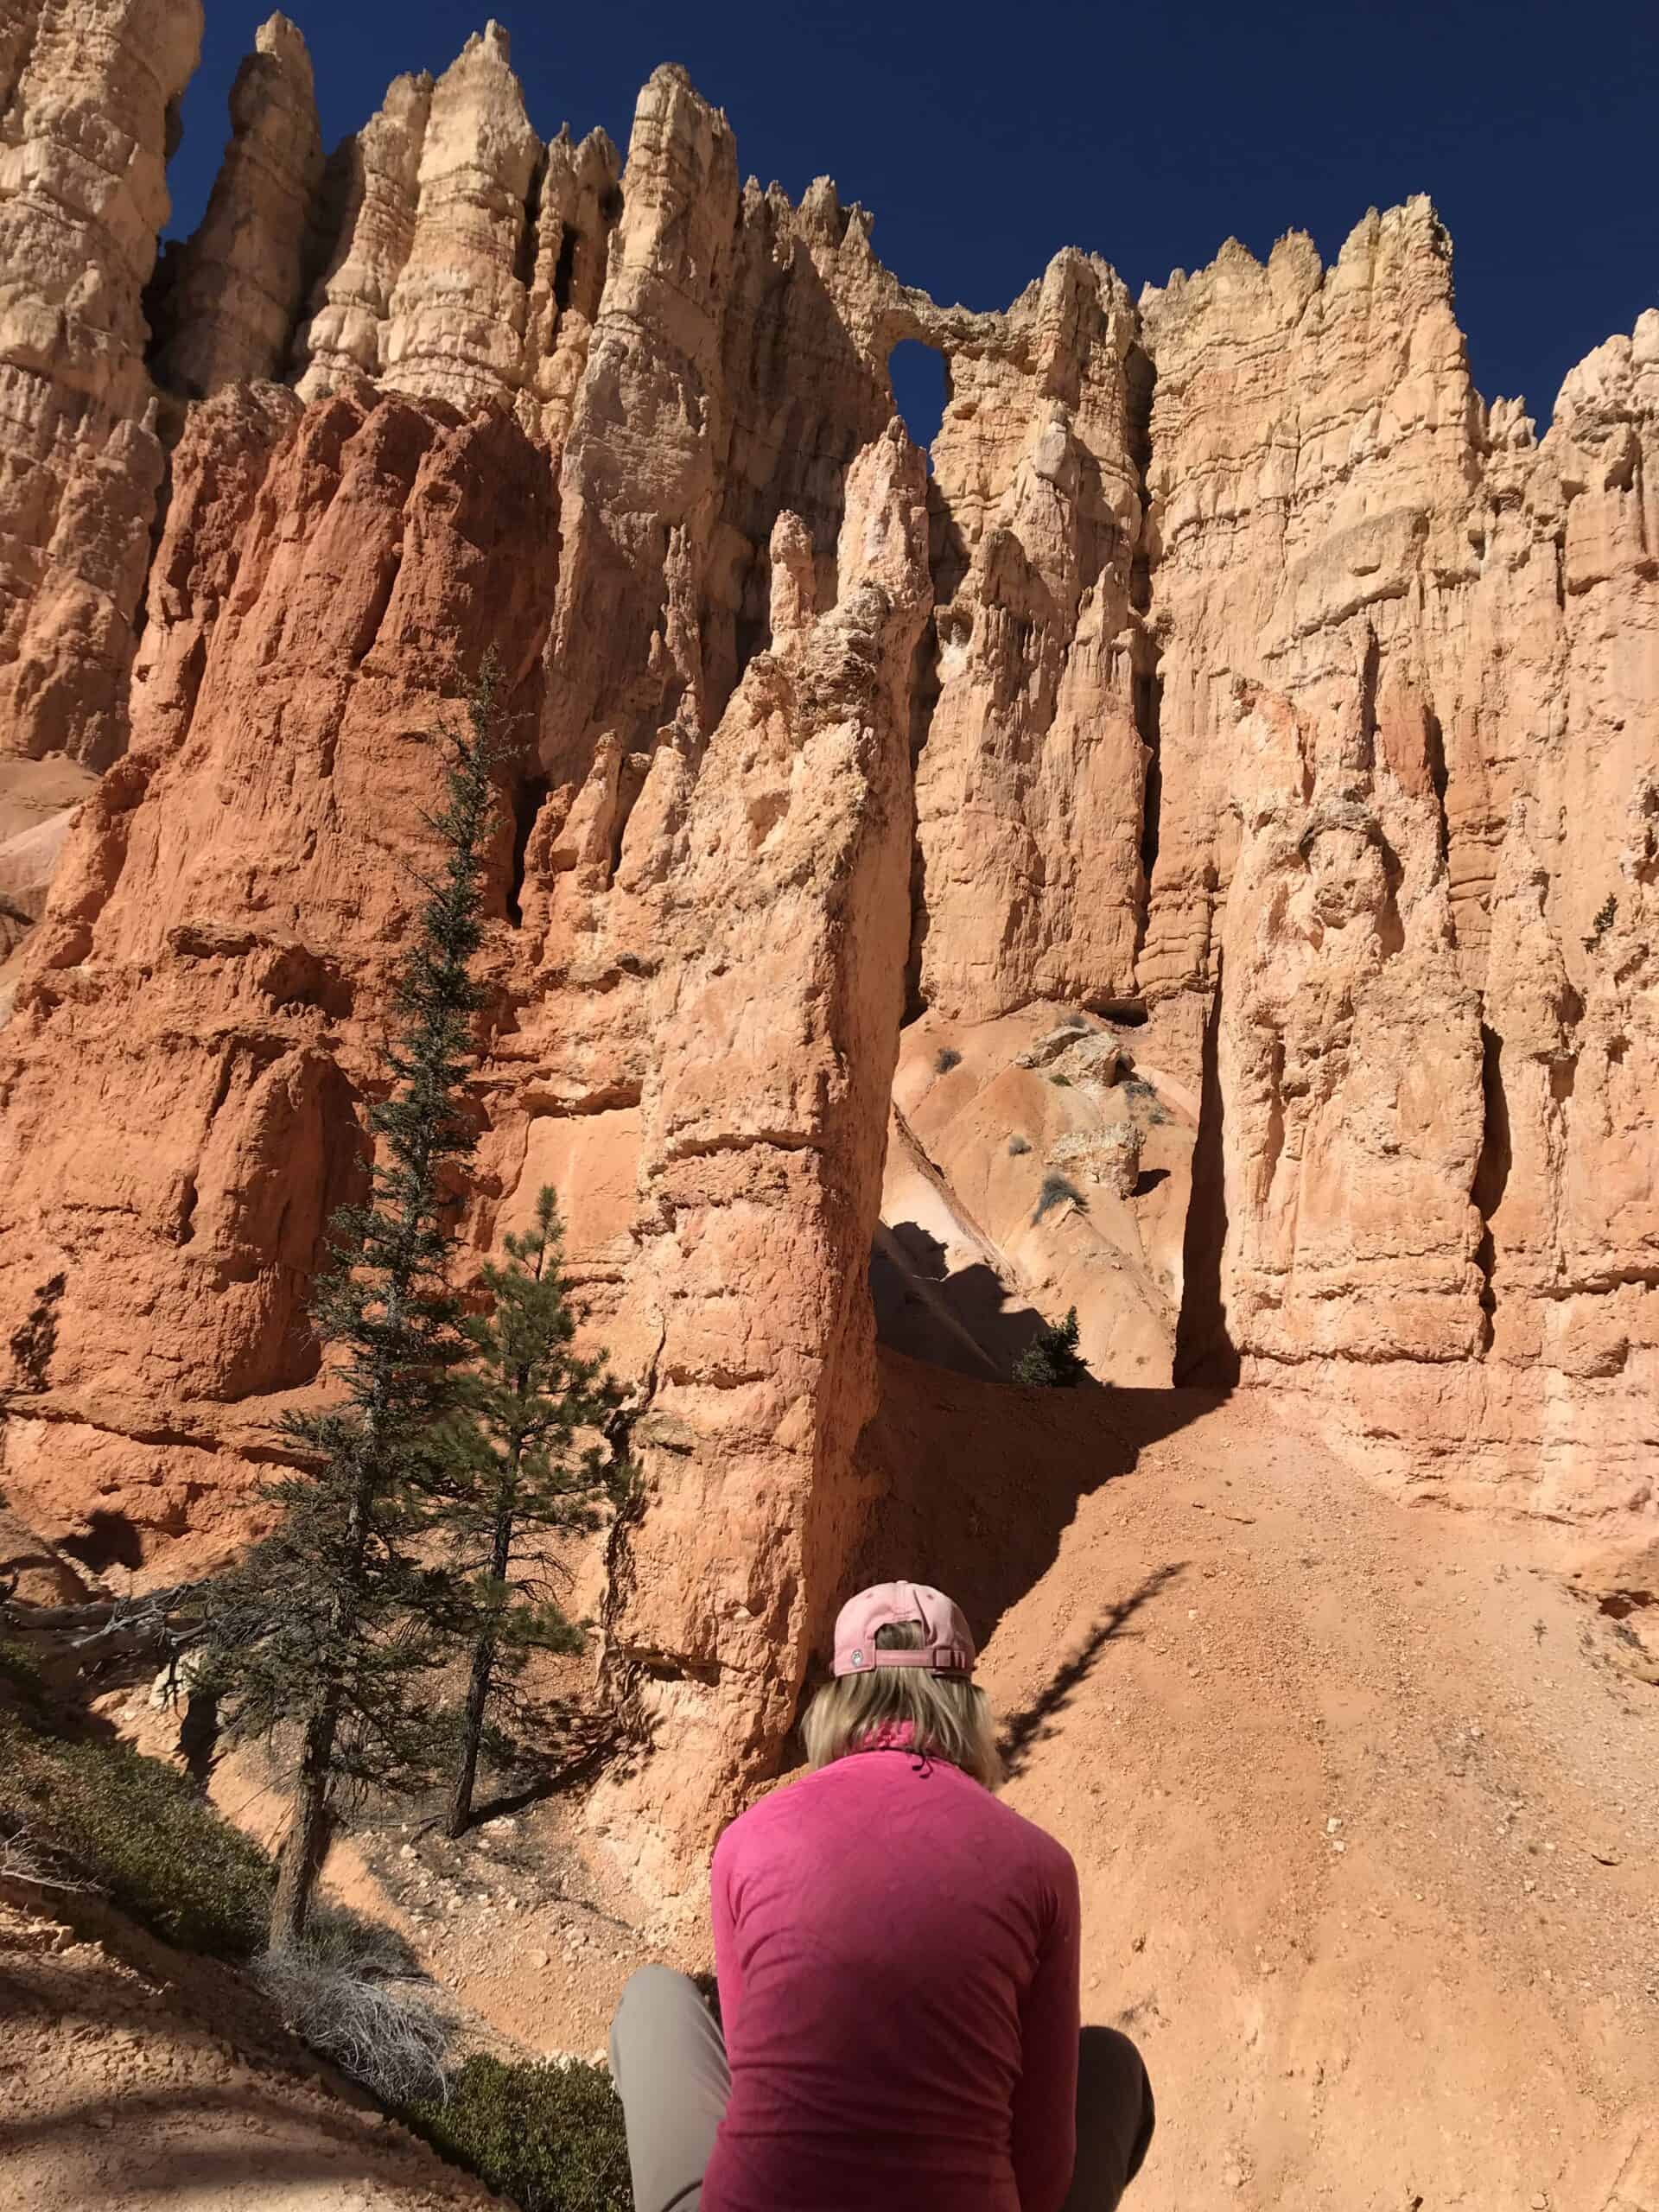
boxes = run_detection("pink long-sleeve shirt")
[703,1745,1081,2212]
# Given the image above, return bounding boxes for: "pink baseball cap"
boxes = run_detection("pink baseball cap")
[831,1580,976,1678]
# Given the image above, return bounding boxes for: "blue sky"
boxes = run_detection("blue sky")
[166,0,1658,443]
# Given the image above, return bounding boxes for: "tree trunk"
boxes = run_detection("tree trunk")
[445,1493,515,1839]
[270,1700,339,1950]
[271,1420,374,1946]
[446,1628,497,1839]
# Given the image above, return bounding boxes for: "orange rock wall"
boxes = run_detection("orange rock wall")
[0,14,1655,1878]
[1140,210,1659,1516]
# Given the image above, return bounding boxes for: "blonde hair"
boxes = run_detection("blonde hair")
[801,1620,1005,1789]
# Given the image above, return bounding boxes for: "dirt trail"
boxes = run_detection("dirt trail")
[860,1353,1659,2212]
[0,1894,493,2209]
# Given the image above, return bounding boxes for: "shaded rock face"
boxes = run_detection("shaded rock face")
[147,12,323,397]
[0,18,1656,1886]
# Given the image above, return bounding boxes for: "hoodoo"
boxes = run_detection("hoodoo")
[0,10,1656,1897]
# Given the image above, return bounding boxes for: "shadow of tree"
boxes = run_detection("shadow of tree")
[466,1713,632,1827]
[999,1564,1185,1780]
[0,2086,431,2196]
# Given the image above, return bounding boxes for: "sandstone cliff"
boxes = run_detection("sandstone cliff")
[0,0,203,768]
[0,10,1654,1885]
[1140,212,1659,1517]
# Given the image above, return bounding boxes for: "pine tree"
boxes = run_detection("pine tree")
[202,653,510,1951]
[434,1188,628,1839]
[1012,1306,1090,1389]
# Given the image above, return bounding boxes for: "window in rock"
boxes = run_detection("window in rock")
[887,340,949,472]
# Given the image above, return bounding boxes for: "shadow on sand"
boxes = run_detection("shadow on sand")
[999,1564,1186,1781]
[850,1345,1224,1656]
[871,1221,1054,1382]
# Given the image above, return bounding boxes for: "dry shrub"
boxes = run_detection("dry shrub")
[1033,1173,1086,1224]
[257,1909,454,2106]
[0,1820,101,1892]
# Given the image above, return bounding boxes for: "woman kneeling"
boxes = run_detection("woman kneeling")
[609,1580,1154,2211]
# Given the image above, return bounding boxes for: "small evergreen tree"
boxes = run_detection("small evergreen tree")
[433,1188,628,1839]
[202,654,509,1951]
[1012,1306,1090,1389]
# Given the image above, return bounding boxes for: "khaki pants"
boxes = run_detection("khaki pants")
[609,1966,1155,2212]
[609,1966,730,2212]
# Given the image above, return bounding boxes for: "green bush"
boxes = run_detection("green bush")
[0,1637,46,1701]
[0,1712,273,1956]
[1007,1134,1032,1157]
[406,2053,632,2212]
[933,1046,963,1075]
[1012,1306,1090,1389]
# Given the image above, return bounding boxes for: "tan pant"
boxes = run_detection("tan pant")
[609,1965,1156,2212]
[609,1966,730,2212]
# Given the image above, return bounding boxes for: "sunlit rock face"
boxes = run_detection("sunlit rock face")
[0,14,1655,1892]
[1140,213,1659,1522]
[0,0,205,768]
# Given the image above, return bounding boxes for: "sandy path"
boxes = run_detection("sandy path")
[861,1357,1658,2211]
[0,1896,494,2209]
